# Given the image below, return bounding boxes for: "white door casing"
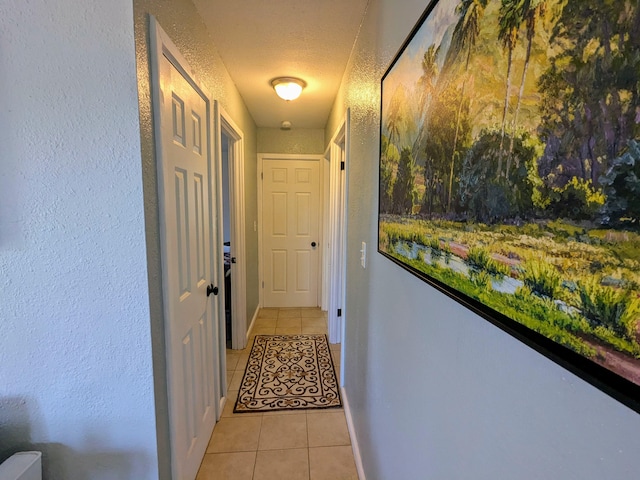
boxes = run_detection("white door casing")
[328,140,346,343]
[326,111,349,353]
[321,152,331,312]
[260,155,321,308]
[150,19,221,480]
[214,104,247,350]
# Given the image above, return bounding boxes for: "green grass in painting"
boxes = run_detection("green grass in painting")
[466,246,510,276]
[466,247,491,270]
[578,279,640,340]
[521,259,562,298]
[380,217,640,360]
[471,270,492,289]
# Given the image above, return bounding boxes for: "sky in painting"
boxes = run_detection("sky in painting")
[382,0,458,115]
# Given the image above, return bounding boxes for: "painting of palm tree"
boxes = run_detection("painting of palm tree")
[379,0,640,411]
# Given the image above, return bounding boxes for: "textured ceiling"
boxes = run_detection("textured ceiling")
[193,0,369,129]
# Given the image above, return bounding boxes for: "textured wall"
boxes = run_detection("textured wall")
[257,128,326,155]
[133,0,260,342]
[132,2,260,473]
[0,1,159,478]
[327,0,640,479]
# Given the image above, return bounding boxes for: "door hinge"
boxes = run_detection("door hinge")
[337,308,342,317]
[340,161,345,171]
[261,172,263,180]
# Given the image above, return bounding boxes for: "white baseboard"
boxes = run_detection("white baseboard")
[246,305,259,341]
[218,395,226,421]
[342,387,366,480]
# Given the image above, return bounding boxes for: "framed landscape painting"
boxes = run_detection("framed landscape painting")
[378,0,640,412]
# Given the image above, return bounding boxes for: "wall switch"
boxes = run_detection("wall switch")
[360,241,367,268]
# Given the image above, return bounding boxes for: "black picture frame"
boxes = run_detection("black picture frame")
[378,0,640,413]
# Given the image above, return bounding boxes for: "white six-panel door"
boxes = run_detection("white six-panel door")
[152,20,219,480]
[262,157,320,307]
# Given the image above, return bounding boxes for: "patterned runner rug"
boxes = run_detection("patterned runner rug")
[234,334,342,413]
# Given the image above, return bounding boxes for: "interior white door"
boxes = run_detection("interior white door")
[263,158,320,307]
[155,37,218,480]
[329,141,346,343]
[325,113,349,345]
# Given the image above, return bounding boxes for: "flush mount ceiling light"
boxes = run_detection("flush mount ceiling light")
[271,77,307,101]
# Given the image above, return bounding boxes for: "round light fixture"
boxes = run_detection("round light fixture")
[271,77,307,101]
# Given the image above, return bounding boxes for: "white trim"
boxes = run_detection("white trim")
[321,146,331,311]
[326,110,350,346]
[319,152,327,310]
[218,396,226,422]
[210,100,228,399]
[214,102,248,350]
[257,158,264,307]
[208,96,227,424]
[245,304,260,340]
[342,387,366,480]
[340,110,350,387]
[257,153,324,308]
[150,17,222,479]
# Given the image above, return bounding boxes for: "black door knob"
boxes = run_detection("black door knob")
[206,284,219,297]
[311,242,317,247]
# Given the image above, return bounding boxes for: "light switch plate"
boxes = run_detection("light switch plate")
[360,241,367,268]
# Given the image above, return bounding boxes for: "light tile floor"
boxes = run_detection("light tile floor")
[196,307,358,480]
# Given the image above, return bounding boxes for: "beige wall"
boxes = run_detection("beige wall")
[328,0,640,479]
[1,1,160,477]
[134,0,260,328]
[133,1,259,475]
[257,128,326,155]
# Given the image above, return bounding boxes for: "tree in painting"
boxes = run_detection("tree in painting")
[392,147,418,214]
[379,0,640,390]
[497,0,521,176]
[443,0,488,211]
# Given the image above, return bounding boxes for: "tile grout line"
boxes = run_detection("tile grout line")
[251,310,273,480]
[306,410,311,480]
[252,412,265,479]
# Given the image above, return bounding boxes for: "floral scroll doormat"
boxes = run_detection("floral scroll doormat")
[234,334,342,413]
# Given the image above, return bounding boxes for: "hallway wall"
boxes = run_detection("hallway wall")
[134,1,260,375]
[0,0,159,478]
[327,0,640,478]
[257,128,326,155]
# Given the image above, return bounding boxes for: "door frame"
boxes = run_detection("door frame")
[214,103,247,350]
[257,153,324,308]
[149,17,223,478]
[325,111,349,348]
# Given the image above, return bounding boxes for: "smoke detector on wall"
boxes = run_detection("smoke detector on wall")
[280,120,292,130]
